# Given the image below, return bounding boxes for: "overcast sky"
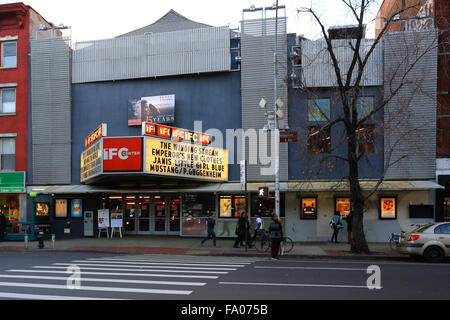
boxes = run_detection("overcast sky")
[1,0,382,42]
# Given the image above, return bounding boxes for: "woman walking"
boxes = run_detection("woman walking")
[268,214,283,260]
[330,211,344,243]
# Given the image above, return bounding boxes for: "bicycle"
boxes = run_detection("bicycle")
[254,230,294,254]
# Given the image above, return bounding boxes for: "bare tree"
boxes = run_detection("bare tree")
[294,0,440,253]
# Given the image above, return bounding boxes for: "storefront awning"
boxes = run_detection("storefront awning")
[27,180,443,195]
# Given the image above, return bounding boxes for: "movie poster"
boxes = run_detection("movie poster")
[380,198,396,219]
[128,94,175,126]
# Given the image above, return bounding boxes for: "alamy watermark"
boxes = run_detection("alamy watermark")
[366,265,382,290]
[66,265,81,289]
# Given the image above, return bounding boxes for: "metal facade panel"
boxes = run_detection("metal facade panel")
[72,27,230,83]
[241,17,288,181]
[383,30,437,180]
[301,38,383,87]
[30,37,72,184]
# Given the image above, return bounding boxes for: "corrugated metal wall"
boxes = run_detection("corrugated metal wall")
[240,17,288,181]
[301,38,383,87]
[72,27,230,83]
[30,37,72,184]
[384,29,438,179]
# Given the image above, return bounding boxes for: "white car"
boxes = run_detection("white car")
[397,222,450,262]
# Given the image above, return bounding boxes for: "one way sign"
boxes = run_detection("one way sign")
[258,186,269,198]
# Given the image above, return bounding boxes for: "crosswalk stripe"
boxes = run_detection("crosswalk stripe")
[74,260,246,267]
[0,282,192,295]
[0,292,123,300]
[0,274,206,286]
[89,258,253,264]
[32,265,227,274]
[53,263,237,271]
[9,269,219,279]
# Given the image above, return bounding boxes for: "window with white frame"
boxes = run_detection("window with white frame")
[0,88,16,113]
[1,42,17,68]
[0,138,15,170]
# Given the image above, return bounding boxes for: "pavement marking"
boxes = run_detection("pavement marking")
[254,266,367,271]
[0,282,193,295]
[54,263,237,271]
[9,269,220,279]
[0,274,206,286]
[31,266,227,275]
[219,281,380,289]
[0,292,124,300]
[75,260,246,268]
[89,257,253,264]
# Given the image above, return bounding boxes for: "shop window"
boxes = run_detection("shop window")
[444,197,450,220]
[0,195,19,223]
[1,42,17,68]
[251,193,285,218]
[307,98,330,122]
[409,205,434,219]
[307,126,331,154]
[300,197,317,219]
[0,88,16,113]
[356,125,374,153]
[0,138,15,170]
[182,193,215,218]
[335,197,351,218]
[379,197,397,219]
[219,195,246,218]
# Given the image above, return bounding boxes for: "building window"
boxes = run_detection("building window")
[0,138,15,170]
[349,96,374,120]
[356,125,374,153]
[307,126,331,154]
[251,193,285,218]
[1,42,17,68]
[0,88,16,113]
[219,195,246,218]
[307,98,330,121]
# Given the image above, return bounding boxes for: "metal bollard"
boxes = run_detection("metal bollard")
[24,234,28,249]
[51,234,55,249]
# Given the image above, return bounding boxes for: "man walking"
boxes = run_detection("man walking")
[201,213,216,247]
[252,212,263,243]
[0,210,7,241]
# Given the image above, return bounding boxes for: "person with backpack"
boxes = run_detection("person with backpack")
[330,211,344,243]
[269,214,283,260]
[201,213,216,247]
[252,212,264,243]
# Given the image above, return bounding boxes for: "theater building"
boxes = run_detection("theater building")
[25,7,443,242]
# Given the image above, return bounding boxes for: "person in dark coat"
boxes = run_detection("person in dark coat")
[0,211,7,241]
[268,214,283,260]
[233,212,251,248]
[345,211,354,244]
[201,213,216,247]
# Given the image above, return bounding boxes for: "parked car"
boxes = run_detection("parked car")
[397,222,450,262]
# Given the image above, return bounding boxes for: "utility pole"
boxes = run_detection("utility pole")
[274,0,280,218]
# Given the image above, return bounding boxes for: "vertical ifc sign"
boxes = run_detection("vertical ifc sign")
[85,123,107,148]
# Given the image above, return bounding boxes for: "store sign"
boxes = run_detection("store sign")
[0,172,25,193]
[103,137,142,172]
[85,123,107,148]
[142,122,212,145]
[145,137,227,181]
[128,94,175,126]
[80,140,102,182]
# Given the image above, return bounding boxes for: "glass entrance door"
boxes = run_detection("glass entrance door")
[153,196,166,233]
[138,196,151,233]
[169,197,181,233]
[124,196,136,234]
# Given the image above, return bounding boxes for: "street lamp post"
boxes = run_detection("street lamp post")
[274,0,280,218]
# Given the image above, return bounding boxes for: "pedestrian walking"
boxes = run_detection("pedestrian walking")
[233,212,251,248]
[201,213,216,247]
[252,212,264,243]
[268,214,283,260]
[345,210,354,244]
[0,210,7,241]
[330,211,344,243]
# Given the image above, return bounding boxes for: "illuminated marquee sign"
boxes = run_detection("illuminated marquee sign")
[145,137,227,181]
[80,140,102,182]
[85,123,107,148]
[142,122,212,145]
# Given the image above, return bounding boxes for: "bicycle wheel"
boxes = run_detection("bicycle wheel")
[282,237,294,253]
[255,234,270,252]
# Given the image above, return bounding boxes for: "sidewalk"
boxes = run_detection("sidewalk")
[0,235,408,260]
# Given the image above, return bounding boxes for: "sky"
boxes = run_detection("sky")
[1,0,382,42]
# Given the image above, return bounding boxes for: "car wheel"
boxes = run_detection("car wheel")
[423,246,444,263]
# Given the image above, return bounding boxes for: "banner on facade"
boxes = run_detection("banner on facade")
[144,137,227,181]
[128,94,175,126]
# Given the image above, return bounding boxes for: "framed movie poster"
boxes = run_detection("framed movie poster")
[55,199,68,218]
[71,199,83,218]
[301,197,317,220]
[98,209,110,228]
[336,198,351,218]
[380,197,397,219]
[35,202,50,217]
[111,210,123,228]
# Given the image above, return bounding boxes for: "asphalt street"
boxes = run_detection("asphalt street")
[0,251,448,301]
